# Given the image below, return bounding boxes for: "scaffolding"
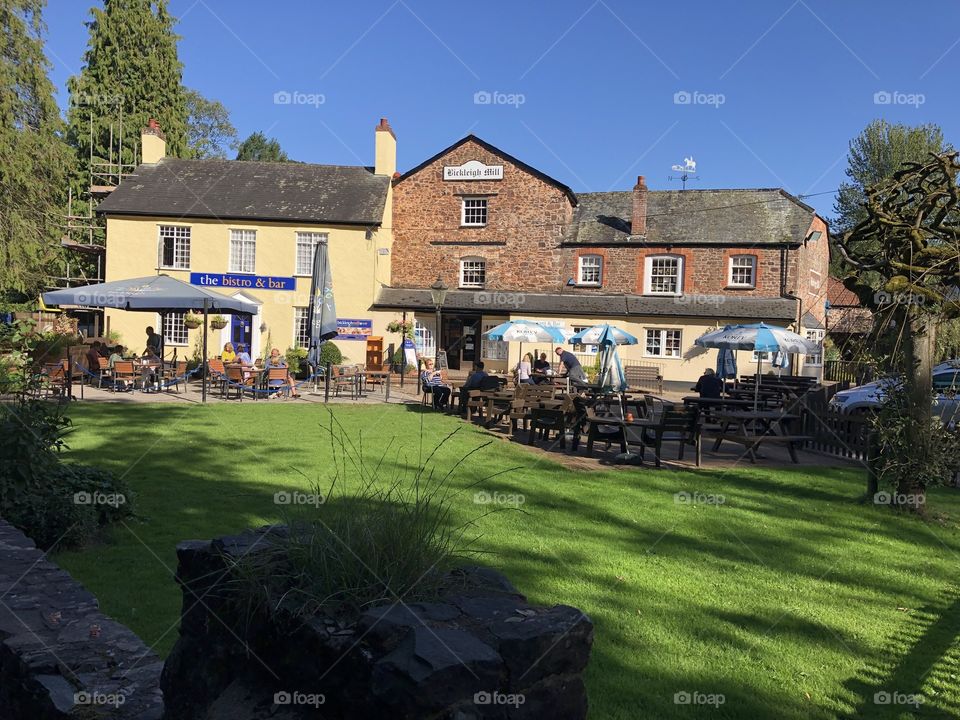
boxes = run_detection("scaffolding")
[53,100,138,289]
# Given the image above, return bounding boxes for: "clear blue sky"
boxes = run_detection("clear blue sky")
[44,0,960,218]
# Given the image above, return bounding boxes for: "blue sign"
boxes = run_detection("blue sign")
[190,272,296,291]
[337,318,372,340]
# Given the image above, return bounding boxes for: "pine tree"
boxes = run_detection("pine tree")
[0,0,74,300]
[66,0,187,177]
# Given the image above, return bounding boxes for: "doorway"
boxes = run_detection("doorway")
[441,315,480,370]
[231,313,252,350]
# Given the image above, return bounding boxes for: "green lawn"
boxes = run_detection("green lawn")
[55,403,960,719]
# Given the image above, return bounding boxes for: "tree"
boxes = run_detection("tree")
[66,0,187,176]
[185,88,238,159]
[236,131,290,162]
[0,0,75,301]
[835,152,960,509]
[833,120,949,235]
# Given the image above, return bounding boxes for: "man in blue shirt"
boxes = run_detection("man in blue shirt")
[458,361,489,415]
[555,347,587,384]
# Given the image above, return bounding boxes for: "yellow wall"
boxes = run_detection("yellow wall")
[103,214,398,362]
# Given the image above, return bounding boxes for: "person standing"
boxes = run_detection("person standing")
[145,326,162,355]
[555,347,587,384]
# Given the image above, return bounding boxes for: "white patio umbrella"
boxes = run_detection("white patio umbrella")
[695,322,814,409]
[483,320,566,366]
[569,324,639,390]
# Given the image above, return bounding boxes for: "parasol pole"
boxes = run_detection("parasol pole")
[201,299,208,403]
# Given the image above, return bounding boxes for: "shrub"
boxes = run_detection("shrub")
[317,341,343,367]
[0,397,133,549]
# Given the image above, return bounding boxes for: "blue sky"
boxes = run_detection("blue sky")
[44,0,960,218]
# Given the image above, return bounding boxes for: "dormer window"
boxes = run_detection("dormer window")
[577,255,603,286]
[644,255,683,295]
[461,197,487,227]
[728,255,756,288]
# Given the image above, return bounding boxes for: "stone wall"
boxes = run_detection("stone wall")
[162,526,593,719]
[0,519,164,719]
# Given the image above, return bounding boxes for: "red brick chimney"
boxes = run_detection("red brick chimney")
[632,175,648,236]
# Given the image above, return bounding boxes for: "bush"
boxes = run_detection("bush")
[0,397,134,549]
[4,463,134,550]
[318,341,343,367]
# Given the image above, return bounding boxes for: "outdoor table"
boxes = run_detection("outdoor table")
[361,370,389,393]
[711,410,802,462]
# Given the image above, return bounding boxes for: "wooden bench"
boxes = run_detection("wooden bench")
[625,366,663,394]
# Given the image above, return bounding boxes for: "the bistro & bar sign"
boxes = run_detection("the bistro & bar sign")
[190,272,296,291]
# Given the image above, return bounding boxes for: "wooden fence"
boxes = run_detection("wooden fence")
[798,385,872,463]
[822,359,876,386]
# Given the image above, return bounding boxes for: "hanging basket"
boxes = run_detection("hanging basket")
[210,316,228,330]
[183,313,203,329]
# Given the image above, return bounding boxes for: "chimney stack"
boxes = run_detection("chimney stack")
[141,119,166,164]
[374,117,396,177]
[632,175,648,236]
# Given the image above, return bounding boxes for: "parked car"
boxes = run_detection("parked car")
[829,361,960,426]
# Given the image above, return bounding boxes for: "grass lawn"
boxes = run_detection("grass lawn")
[54,402,960,719]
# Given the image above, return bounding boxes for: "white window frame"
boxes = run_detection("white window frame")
[571,325,599,355]
[644,328,682,358]
[751,350,771,363]
[293,307,310,349]
[805,329,824,366]
[481,322,508,360]
[158,225,191,270]
[459,257,486,289]
[295,231,327,276]
[162,311,189,347]
[728,255,756,288]
[577,255,603,286]
[644,255,683,296]
[414,320,435,359]
[229,229,256,274]
[461,197,488,227]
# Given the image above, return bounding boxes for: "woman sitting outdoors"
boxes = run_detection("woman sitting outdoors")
[420,358,451,409]
[264,347,300,399]
[221,342,236,363]
[515,352,535,384]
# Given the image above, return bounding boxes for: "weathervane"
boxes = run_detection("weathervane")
[669,156,699,190]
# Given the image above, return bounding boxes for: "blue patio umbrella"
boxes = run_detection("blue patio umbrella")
[306,237,338,370]
[569,325,638,390]
[483,320,566,366]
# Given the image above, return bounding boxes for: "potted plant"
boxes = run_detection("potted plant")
[285,346,310,379]
[183,312,203,329]
[210,314,228,330]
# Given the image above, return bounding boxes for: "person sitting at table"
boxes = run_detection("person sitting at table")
[555,347,587,384]
[141,345,162,391]
[420,358,451,409]
[532,352,551,384]
[221,342,236,363]
[235,343,253,366]
[108,345,126,368]
[694,368,724,399]
[264,347,300,399]
[515,352,535,385]
[458,361,489,415]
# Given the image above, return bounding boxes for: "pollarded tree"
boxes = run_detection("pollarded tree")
[835,151,960,507]
[66,0,187,175]
[0,0,75,300]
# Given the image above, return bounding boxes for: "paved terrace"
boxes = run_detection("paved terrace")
[50,377,860,471]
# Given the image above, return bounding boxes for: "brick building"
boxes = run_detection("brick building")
[377,134,830,382]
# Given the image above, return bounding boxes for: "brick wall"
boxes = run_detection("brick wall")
[392,138,572,292]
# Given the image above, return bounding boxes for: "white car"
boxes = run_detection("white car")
[829,362,960,425]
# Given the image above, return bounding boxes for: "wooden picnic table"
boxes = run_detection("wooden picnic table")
[710,409,806,463]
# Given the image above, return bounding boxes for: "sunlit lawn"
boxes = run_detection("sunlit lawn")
[55,403,960,719]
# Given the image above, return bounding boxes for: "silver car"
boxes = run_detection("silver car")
[828,362,960,426]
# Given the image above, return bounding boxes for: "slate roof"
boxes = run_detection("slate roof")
[374,287,796,320]
[566,189,817,246]
[97,159,390,225]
